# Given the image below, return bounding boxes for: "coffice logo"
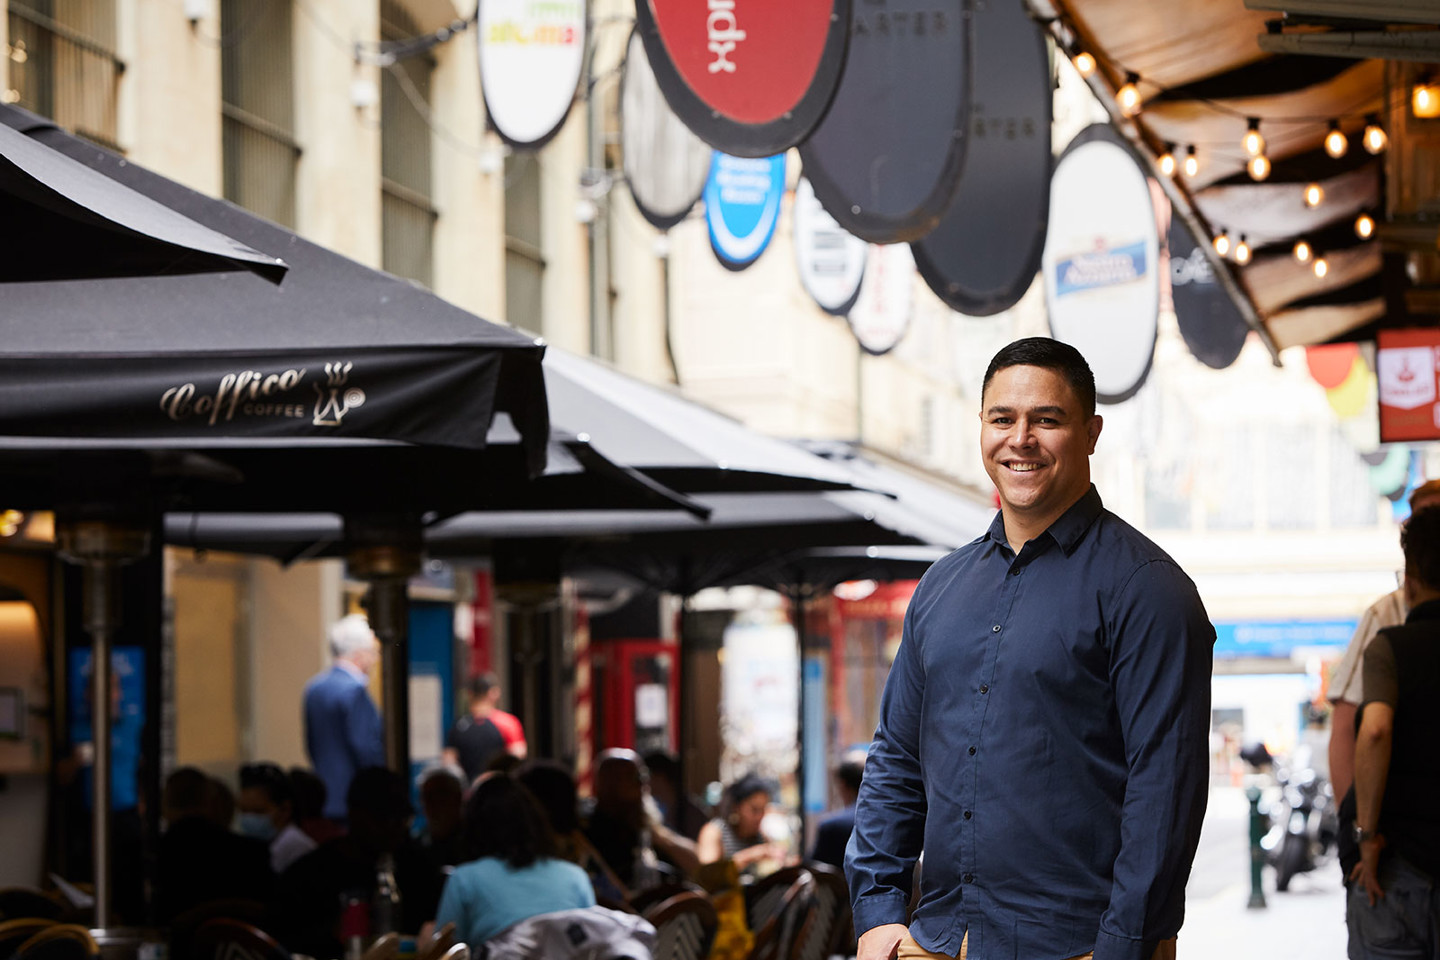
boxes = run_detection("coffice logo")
[1053,239,1147,297]
[312,362,366,426]
[158,361,364,428]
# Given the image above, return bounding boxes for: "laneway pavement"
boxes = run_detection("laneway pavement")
[1180,786,1348,957]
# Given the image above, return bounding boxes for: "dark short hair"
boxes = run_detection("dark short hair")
[468,673,499,699]
[347,766,412,823]
[240,762,292,808]
[463,774,558,869]
[1402,506,1440,591]
[516,760,579,835]
[835,758,865,793]
[725,773,772,809]
[164,767,211,816]
[981,337,1097,417]
[641,751,679,784]
[288,767,327,821]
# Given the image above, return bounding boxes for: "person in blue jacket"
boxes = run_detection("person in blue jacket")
[303,614,385,822]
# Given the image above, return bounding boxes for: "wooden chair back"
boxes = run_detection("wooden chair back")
[14,924,98,960]
[413,923,455,960]
[800,862,852,959]
[0,919,56,959]
[744,870,814,960]
[168,899,267,960]
[643,892,718,960]
[190,919,290,960]
[359,932,398,960]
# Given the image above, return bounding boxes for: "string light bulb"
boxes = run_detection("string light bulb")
[1313,256,1329,279]
[1414,80,1440,120]
[1242,118,1266,157]
[1234,235,1252,265]
[1157,145,1176,177]
[1117,73,1142,117]
[1293,240,1312,263]
[1363,115,1388,154]
[1183,145,1199,177]
[1324,120,1348,159]
[1247,153,1271,181]
[1073,50,1097,78]
[1355,213,1375,239]
[1304,182,1324,208]
[1213,229,1231,258]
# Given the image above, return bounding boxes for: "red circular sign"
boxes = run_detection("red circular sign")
[1305,342,1360,389]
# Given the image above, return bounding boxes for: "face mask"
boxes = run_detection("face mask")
[238,812,277,843]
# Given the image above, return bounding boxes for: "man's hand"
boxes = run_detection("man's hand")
[857,923,909,960]
[1348,835,1387,906]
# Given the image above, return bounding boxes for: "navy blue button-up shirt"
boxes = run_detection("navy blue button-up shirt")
[846,487,1214,960]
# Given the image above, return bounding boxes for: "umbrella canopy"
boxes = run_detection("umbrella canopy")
[0,116,288,284]
[0,104,550,487]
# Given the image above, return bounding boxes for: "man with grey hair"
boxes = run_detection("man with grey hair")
[303,613,385,821]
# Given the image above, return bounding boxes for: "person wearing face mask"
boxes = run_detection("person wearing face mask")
[239,762,317,874]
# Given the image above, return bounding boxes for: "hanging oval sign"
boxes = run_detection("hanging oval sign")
[479,0,587,149]
[793,177,867,315]
[634,0,852,158]
[799,0,971,244]
[1041,124,1159,405]
[1167,216,1250,369]
[848,244,914,355]
[704,152,786,270]
[621,28,714,230]
[912,0,1050,316]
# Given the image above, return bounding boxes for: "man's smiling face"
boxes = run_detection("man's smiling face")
[980,363,1102,528]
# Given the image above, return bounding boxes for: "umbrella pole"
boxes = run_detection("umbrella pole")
[57,518,151,932]
[791,588,807,850]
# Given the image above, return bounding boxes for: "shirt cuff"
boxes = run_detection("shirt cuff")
[1092,930,1155,960]
[851,894,910,938]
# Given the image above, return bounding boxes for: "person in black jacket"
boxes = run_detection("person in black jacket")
[154,767,274,922]
[809,754,864,869]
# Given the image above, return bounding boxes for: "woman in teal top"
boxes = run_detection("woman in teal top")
[435,774,595,947]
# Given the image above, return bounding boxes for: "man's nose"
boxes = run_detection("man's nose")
[1010,418,1038,445]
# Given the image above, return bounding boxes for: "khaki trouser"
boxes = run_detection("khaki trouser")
[898,930,1179,960]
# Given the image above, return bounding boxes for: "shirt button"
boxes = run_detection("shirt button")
[963,873,975,883]
[979,684,989,694]
[991,624,1001,633]
[968,746,976,756]
[963,810,972,819]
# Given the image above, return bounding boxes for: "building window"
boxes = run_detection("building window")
[6,0,122,149]
[221,0,298,228]
[379,0,435,287]
[504,151,544,333]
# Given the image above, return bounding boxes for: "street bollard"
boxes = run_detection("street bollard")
[1246,785,1268,909]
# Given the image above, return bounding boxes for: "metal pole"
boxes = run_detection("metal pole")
[792,589,808,847]
[368,578,412,776]
[1247,785,1268,909]
[83,561,114,931]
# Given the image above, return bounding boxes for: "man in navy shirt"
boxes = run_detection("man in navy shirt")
[848,338,1214,960]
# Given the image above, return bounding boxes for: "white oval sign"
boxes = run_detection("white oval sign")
[621,28,712,231]
[1041,124,1159,404]
[847,244,914,356]
[794,178,867,316]
[478,0,587,149]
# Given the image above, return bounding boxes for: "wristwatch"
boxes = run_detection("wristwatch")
[1353,823,1380,844]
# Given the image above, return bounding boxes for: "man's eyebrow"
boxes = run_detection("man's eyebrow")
[983,404,1070,416]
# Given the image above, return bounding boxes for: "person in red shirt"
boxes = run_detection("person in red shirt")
[443,674,527,785]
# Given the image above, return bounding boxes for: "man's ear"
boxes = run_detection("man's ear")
[1087,415,1103,454]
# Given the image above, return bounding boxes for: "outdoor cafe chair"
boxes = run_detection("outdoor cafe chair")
[0,919,56,959]
[743,870,815,960]
[13,924,98,960]
[359,932,398,960]
[642,892,717,960]
[799,863,851,960]
[191,919,290,960]
[436,945,468,960]
[168,899,268,960]
[628,882,706,916]
[413,924,456,960]
[0,890,66,923]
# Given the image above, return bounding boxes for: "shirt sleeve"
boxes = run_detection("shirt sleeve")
[434,871,468,941]
[491,711,526,748]
[1093,560,1214,960]
[846,595,929,937]
[1330,592,1403,705]
[1361,634,1398,708]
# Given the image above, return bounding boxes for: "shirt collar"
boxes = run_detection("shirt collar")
[984,485,1105,556]
[336,660,368,683]
[1404,597,1440,624]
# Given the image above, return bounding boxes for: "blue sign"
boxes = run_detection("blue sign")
[704,152,785,271]
[68,647,145,811]
[1212,620,1355,659]
[1052,240,1148,297]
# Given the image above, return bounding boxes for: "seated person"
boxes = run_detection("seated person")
[641,751,709,842]
[415,764,467,870]
[289,767,344,846]
[155,767,274,922]
[270,767,443,958]
[580,750,699,896]
[808,753,864,869]
[239,761,317,874]
[435,774,595,949]
[696,774,789,880]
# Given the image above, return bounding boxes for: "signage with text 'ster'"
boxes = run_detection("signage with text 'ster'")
[479,0,587,149]
[635,0,852,158]
[799,0,971,244]
[704,152,786,270]
[912,0,1050,317]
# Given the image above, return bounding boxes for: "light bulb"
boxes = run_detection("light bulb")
[1157,146,1176,177]
[1304,183,1324,208]
[1073,51,1096,78]
[1414,81,1440,120]
[1313,256,1329,279]
[1324,121,1348,159]
[1363,117,1388,154]
[1356,213,1375,239]
[1117,73,1142,117]
[1183,145,1199,178]
[1243,118,1266,157]
[1247,153,1271,181]
[1214,230,1231,257]
[1293,240,1312,263]
[1234,235,1252,265]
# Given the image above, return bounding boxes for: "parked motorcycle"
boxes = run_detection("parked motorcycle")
[1258,745,1339,891]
